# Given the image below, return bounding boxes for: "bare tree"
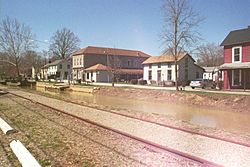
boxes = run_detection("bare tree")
[161,0,202,90]
[197,43,223,67]
[105,48,122,87]
[20,50,45,78]
[49,28,80,59]
[0,17,35,77]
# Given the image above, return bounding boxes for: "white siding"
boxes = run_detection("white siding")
[143,55,204,85]
[72,54,84,69]
[143,63,177,83]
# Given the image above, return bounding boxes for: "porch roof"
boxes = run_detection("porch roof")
[219,62,250,70]
[84,64,143,74]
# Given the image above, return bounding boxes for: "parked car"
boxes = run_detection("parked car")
[189,78,215,89]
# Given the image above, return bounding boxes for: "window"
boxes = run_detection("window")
[167,70,172,80]
[87,73,90,79]
[80,58,82,65]
[74,59,76,66]
[232,69,241,86]
[167,63,171,68]
[67,64,70,69]
[232,46,242,63]
[128,61,130,67]
[148,70,152,80]
[59,64,62,69]
[149,64,152,69]
[157,63,161,68]
[157,70,161,81]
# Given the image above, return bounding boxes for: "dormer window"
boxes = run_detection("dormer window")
[232,46,242,63]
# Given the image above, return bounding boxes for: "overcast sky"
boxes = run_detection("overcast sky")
[1,0,250,56]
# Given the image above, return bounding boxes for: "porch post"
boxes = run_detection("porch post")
[244,69,246,91]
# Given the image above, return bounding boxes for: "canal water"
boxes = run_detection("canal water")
[35,87,250,134]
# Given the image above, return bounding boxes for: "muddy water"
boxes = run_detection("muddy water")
[35,87,250,134]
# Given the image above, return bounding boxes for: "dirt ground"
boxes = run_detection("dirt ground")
[0,94,202,167]
[94,87,250,113]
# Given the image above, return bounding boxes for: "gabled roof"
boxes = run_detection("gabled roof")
[41,59,63,68]
[72,46,151,58]
[142,53,193,64]
[221,26,250,46]
[84,64,110,71]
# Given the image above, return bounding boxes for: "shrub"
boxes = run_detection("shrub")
[130,79,138,85]
[138,80,147,85]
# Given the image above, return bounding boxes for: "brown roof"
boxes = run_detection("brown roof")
[72,46,151,58]
[116,69,143,75]
[84,64,110,71]
[142,53,192,64]
[85,64,143,74]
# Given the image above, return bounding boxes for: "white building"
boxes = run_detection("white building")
[84,64,112,82]
[43,58,72,82]
[142,53,204,85]
[203,67,223,82]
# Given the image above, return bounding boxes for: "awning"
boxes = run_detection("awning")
[219,62,250,70]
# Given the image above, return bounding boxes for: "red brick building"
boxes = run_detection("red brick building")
[220,26,250,90]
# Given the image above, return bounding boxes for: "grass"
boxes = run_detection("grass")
[184,89,250,97]
[0,100,70,166]
[82,160,95,167]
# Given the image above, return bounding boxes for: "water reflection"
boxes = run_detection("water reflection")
[35,87,250,134]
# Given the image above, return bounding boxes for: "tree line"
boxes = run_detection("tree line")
[0,0,223,83]
[0,17,80,79]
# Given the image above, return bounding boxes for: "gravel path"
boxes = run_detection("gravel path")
[10,89,250,167]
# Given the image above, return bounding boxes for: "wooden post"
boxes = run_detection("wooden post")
[244,69,246,91]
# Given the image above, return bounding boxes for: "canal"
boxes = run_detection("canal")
[34,87,250,134]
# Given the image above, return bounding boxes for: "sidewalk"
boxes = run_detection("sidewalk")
[10,90,250,167]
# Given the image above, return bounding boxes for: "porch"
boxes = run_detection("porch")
[220,62,250,90]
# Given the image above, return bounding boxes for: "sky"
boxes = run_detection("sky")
[1,0,250,56]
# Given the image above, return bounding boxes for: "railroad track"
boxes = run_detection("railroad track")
[6,95,148,166]
[8,91,224,167]
[11,90,250,148]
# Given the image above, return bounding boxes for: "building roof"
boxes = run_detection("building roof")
[72,46,151,58]
[84,64,143,74]
[203,66,219,73]
[221,26,250,46]
[142,53,192,64]
[117,69,143,75]
[84,64,110,71]
[219,62,250,70]
[41,59,63,69]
